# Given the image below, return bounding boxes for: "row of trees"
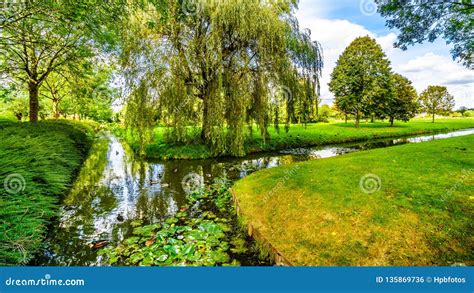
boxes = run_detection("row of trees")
[455,107,474,117]
[329,36,455,127]
[0,64,116,122]
[1,0,324,156]
[1,1,469,150]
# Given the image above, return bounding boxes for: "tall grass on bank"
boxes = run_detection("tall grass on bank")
[0,120,95,265]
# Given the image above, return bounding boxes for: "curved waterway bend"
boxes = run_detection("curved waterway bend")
[34,128,474,265]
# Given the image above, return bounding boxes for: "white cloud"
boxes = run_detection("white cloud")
[295,18,373,104]
[395,53,474,107]
[296,3,474,108]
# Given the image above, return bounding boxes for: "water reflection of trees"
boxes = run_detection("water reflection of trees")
[38,136,115,265]
[37,136,300,265]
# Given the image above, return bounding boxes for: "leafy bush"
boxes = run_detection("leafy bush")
[451,112,463,118]
[464,110,474,117]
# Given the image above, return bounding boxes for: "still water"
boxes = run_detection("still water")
[33,128,474,265]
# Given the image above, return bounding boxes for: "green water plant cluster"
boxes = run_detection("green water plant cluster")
[99,212,235,266]
[99,179,253,266]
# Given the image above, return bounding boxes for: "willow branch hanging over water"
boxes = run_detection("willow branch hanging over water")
[121,0,323,157]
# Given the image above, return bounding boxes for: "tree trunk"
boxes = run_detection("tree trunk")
[432,112,435,123]
[201,95,210,143]
[390,117,394,127]
[355,111,360,128]
[28,82,39,123]
[53,99,60,119]
[315,99,319,117]
[344,114,348,124]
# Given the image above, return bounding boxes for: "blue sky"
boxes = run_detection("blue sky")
[295,0,474,108]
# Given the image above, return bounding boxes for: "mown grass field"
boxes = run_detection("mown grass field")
[0,120,95,265]
[232,135,474,266]
[117,118,474,160]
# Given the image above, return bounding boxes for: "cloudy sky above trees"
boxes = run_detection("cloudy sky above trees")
[296,0,474,108]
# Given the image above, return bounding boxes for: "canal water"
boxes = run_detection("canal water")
[33,128,474,265]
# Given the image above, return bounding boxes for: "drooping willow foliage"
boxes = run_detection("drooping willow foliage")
[121,0,323,156]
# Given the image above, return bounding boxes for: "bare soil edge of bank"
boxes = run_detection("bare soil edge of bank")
[230,189,293,266]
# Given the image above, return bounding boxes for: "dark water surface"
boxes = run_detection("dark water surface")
[33,128,474,265]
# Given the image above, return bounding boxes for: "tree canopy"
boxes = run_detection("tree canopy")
[0,0,125,122]
[121,0,323,156]
[386,73,418,126]
[328,36,393,128]
[419,85,455,122]
[376,0,474,69]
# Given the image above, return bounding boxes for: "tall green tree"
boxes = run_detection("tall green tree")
[385,73,418,126]
[419,86,455,123]
[328,36,393,128]
[122,0,323,156]
[0,0,124,122]
[376,0,474,69]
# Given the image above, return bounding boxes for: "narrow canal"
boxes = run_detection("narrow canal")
[33,128,474,265]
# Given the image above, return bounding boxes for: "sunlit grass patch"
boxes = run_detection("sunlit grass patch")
[233,135,474,266]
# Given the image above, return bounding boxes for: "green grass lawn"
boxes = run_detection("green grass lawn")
[232,135,474,266]
[0,120,95,265]
[120,118,474,160]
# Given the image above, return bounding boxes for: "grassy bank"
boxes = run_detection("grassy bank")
[117,118,474,160]
[0,120,95,265]
[232,135,474,266]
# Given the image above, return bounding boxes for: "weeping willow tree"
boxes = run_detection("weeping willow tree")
[121,0,323,157]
